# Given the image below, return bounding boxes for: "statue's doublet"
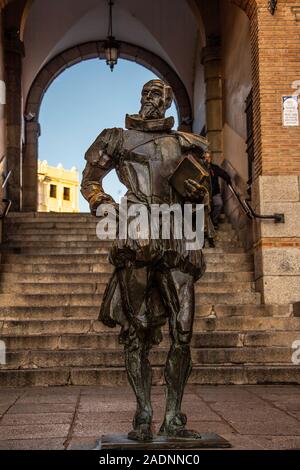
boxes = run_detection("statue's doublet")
[94,126,207,205]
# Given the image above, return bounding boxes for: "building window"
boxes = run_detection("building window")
[63,187,71,201]
[49,184,57,198]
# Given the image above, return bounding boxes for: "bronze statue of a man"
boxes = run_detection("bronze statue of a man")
[81,79,209,442]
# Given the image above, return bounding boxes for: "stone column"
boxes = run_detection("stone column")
[201,35,223,164]
[22,121,40,212]
[0,9,5,201]
[4,28,24,211]
[0,8,6,255]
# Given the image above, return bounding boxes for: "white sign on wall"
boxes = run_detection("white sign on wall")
[282,95,299,127]
[0,80,5,105]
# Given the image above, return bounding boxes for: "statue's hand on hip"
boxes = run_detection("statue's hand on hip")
[90,192,116,216]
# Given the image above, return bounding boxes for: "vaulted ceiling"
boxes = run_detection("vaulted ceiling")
[21,0,203,101]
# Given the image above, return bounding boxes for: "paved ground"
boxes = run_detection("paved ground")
[0,385,299,450]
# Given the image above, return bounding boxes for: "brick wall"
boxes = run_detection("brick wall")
[233,0,300,178]
[226,1,300,304]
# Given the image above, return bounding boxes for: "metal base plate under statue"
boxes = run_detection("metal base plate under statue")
[96,433,231,450]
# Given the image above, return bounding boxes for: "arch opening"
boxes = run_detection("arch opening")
[37,58,179,212]
[23,42,189,212]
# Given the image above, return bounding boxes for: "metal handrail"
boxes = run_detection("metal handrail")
[2,169,12,189]
[0,155,12,219]
[0,199,12,219]
[228,183,285,224]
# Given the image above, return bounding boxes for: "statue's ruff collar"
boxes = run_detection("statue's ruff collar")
[125,114,175,132]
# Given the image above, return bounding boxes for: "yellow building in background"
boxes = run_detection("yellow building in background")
[37,160,79,213]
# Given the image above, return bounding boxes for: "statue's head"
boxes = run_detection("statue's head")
[139,79,173,120]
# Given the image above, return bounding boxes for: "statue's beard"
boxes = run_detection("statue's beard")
[139,102,164,120]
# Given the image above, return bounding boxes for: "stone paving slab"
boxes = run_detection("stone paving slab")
[250,435,300,450]
[0,438,65,450]
[6,403,77,414]
[1,413,73,426]
[0,424,70,440]
[0,385,299,450]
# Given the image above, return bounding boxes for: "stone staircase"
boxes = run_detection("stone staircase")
[0,212,299,387]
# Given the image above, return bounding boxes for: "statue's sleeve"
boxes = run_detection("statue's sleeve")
[81,128,123,214]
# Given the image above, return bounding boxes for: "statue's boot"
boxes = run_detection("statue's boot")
[159,343,201,439]
[159,412,202,439]
[127,411,153,442]
[125,338,153,442]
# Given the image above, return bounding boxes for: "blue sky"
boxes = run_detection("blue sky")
[39,59,178,212]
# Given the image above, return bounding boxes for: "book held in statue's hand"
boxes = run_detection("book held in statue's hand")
[169,154,209,197]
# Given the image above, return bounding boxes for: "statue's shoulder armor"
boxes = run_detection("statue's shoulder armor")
[85,128,124,165]
[97,127,124,157]
[175,131,208,155]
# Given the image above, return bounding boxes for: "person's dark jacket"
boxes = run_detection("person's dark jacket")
[209,163,231,196]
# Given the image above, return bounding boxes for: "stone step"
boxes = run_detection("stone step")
[0,346,297,370]
[2,243,243,254]
[0,316,299,336]
[1,252,253,264]
[2,245,243,255]
[6,213,94,221]
[0,273,111,284]
[0,290,261,306]
[0,263,114,274]
[5,225,236,235]
[0,270,254,283]
[1,243,243,255]
[0,282,108,295]
[7,211,93,216]
[0,280,255,294]
[0,261,253,274]
[6,213,230,227]
[197,316,300,332]
[0,304,290,321]
[197,282,255,293]
[5,231,238,242]
[1,330,299,350]
[5,222,236,232]
[0,365,299,387]
[7,214,226,225]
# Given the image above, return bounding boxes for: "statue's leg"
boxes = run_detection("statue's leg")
[125,329,154,442]
[116,263,154,442]
[158,270,202,438]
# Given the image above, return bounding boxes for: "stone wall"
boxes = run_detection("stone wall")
[221,0,252,182]
[253,176,300,305]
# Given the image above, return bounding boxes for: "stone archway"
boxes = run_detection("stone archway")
[22,40,193,211]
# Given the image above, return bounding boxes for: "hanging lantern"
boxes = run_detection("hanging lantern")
[104,1,119,71]
[104,36,119,72]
